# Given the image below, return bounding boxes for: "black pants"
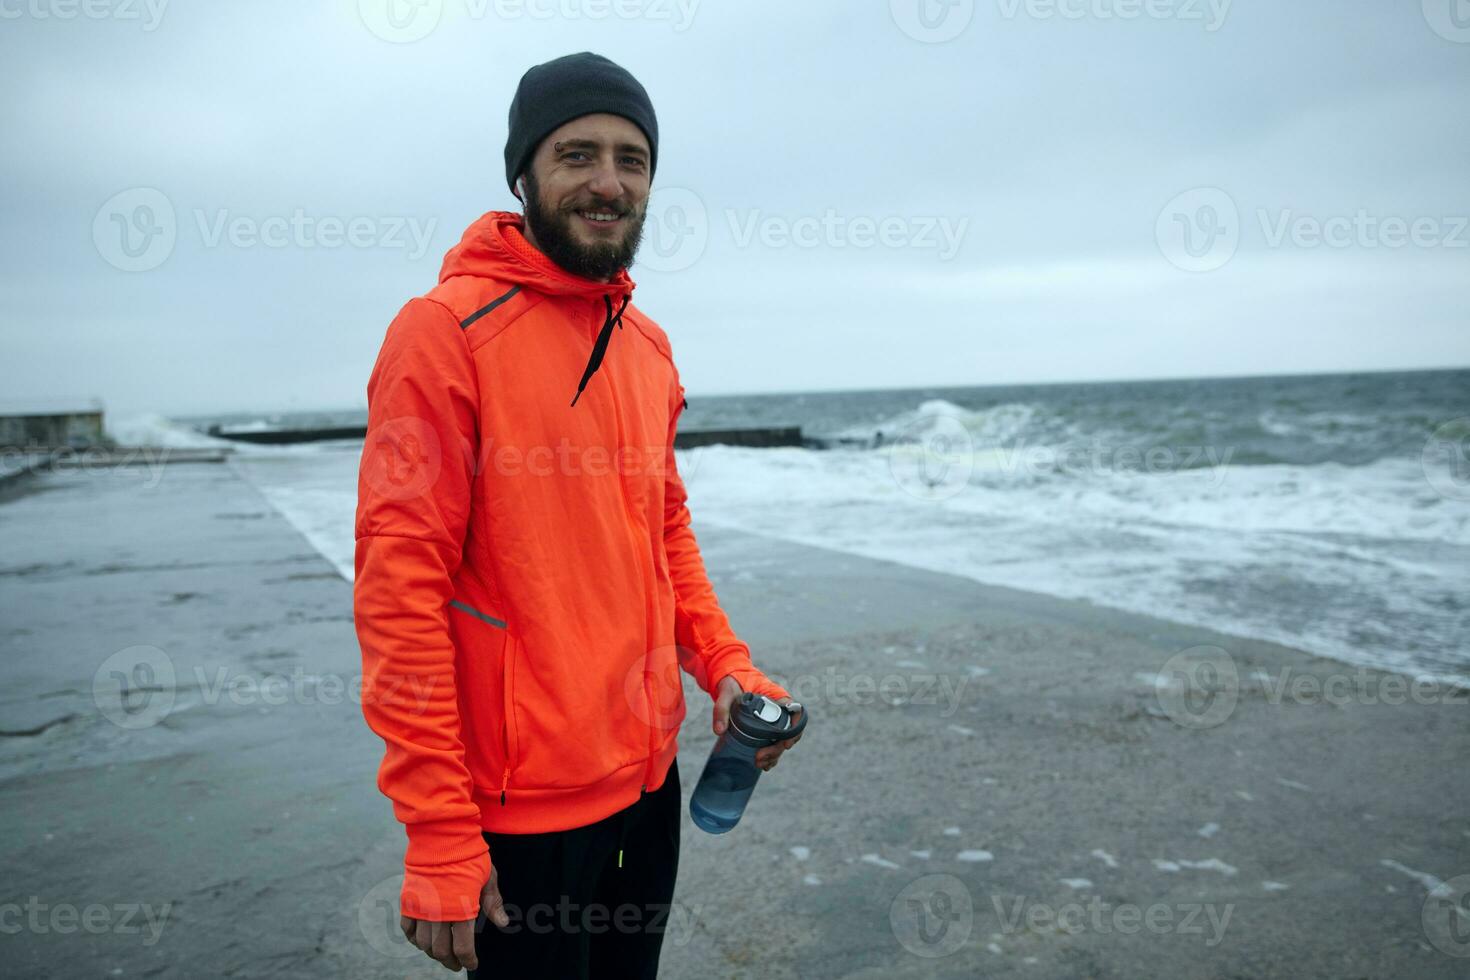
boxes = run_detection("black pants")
[468,759,682,980]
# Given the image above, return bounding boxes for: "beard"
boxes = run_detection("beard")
[521,171,646,281]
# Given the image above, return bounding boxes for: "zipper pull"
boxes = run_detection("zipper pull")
[500,766,510,806]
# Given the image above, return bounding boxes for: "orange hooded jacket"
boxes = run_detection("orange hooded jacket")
[353,209,790,922]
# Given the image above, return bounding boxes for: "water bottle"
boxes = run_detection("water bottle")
[690,692,808,834]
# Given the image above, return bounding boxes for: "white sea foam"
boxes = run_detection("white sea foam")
[228,451,361,581]
[671,434,1468,683]
[1380,859,1449,895]
[107,413,240,450]
[1154,858,1238,876]
[861,853,901,870]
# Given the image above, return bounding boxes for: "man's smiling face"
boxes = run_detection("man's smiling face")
[517,112,652,282]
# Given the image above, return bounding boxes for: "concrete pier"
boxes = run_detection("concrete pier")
[1,458,1466,978]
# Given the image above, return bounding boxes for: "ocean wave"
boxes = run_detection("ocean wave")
[106,413,239,450]
[106,413,358,457]
[833,399,1040,449]
[673,442,1469,682]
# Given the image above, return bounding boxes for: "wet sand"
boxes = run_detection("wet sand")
[0,458,1466,978]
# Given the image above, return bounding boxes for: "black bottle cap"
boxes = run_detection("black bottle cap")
[728,692,809,746]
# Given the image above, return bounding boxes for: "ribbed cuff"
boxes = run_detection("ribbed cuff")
[401,817,490,922]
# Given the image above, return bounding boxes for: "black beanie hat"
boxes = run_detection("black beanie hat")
[504,52,659,199]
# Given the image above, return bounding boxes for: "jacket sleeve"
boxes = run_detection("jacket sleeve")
[353,296,489,923]
[663,377,792,703]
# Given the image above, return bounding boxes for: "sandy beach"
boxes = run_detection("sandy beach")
[1,454,1466,979]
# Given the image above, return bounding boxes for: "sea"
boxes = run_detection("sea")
[120,368,1469,685]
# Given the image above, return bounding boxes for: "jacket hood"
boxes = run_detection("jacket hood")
[438,209,636,301]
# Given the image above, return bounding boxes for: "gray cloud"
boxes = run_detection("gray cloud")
[3,0,1467,416]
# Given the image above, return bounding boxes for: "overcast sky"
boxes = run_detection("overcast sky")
[3,0,1467,417]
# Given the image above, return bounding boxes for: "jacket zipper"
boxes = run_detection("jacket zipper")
[639,388,690,795]
[592,298,660,794]
[500,632,517,806]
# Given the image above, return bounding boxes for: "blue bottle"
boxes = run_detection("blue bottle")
[690,693,808,834]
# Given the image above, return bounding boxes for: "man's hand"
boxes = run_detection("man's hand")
[712,675,804,772]
[399,862,510,972]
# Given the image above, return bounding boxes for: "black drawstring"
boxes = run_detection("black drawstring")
[570,293,630,407]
